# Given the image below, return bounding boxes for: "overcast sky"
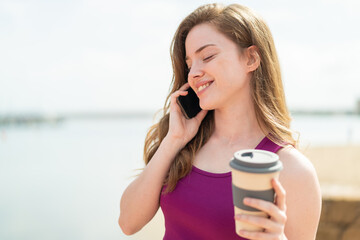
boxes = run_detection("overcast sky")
[1,0,360,114]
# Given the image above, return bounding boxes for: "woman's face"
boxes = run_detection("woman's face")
[185,23,253,110]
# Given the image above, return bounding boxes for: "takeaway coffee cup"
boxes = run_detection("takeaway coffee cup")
[229,149,283,233]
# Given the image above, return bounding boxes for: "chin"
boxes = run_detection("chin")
[199,101,215,111]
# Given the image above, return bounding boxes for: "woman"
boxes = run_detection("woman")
[119,3,322,240]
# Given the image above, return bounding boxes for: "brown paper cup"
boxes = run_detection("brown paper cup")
[229,150,282,234]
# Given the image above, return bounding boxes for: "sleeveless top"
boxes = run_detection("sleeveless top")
[160,136,282,240]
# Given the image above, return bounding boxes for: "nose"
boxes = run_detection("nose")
[187,62,204,82]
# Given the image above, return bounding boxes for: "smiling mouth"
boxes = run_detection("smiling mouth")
[197,82,213,92]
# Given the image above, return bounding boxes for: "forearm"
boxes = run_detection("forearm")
[119,136,182,235]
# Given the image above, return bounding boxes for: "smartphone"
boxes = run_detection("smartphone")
[176,87,202,119]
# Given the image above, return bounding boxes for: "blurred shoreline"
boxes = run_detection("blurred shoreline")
[0,111,155,126]
[0,109,359,126]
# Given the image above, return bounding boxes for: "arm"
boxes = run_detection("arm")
[118,136,183,235]
[280,147,322,239]
[118,83,208,235]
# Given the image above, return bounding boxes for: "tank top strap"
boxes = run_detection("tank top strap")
[255,136,283,153]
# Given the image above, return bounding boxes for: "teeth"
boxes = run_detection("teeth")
[198,82,211,92]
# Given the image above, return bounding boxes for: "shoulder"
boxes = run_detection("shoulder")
[277,145,322,239]
[277,145,318,180]
[276,145,321,196]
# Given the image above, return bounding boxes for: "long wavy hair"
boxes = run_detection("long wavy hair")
[143,3,296,194]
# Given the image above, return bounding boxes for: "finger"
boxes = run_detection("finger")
[243,198,286,224]
[272,178,287,212]
[178,82,190,91]
[234,214,282,233]
[237,229,279,240]
[170,83,195,108]
[170,82,190,103]
[169,91,188,115]
[171,90,188,99]
[170,91,188,106]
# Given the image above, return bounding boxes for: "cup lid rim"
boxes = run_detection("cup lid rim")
[230,149,283,173]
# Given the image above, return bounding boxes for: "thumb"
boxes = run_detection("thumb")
[194,109,208,123]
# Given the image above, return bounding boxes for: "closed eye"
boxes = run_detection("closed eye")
[187,54,216,72]
[203,54,215,61]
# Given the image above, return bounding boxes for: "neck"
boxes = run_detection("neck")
[212,94,265,147]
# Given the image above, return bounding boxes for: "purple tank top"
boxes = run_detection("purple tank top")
[160,136,282,240]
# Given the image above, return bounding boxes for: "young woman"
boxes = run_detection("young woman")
[119,3,322,240]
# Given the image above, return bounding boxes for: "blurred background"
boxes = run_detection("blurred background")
[1,0,359,239]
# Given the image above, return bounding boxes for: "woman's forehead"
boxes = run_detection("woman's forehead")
[186,24,220,46]
[185,24,227,57]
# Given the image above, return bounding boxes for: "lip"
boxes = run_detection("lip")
[196,80,214,96]
[195,80,214,92]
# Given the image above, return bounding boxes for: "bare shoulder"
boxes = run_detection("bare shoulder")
[276,145,321,200]
[277,145,322,239]
[277,145,318,179]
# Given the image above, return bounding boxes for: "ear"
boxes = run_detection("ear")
[245,45,260,72]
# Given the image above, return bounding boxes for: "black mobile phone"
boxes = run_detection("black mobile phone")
[176,87,202,119]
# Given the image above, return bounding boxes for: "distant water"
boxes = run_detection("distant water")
[291,114,360,147]
[0,115,359,240]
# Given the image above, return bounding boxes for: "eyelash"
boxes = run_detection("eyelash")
[187,54,215,72]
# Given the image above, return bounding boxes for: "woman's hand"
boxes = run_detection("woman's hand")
[166,82,208,148]
[235,178,288,240]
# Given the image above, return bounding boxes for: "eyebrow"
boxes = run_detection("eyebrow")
[185,44,217,61]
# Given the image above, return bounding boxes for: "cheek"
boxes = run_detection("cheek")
[214,58,246,86]
[206,57,230,78]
